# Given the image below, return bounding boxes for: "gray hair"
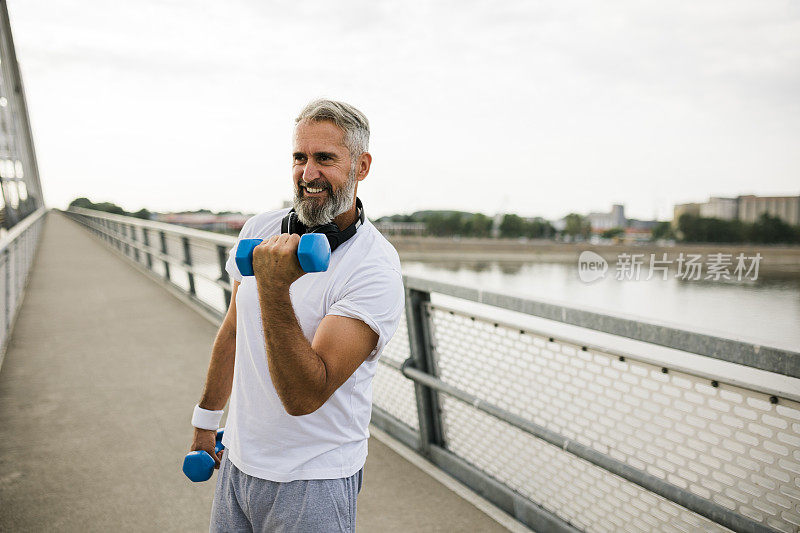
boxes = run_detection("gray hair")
[295,99,370,162]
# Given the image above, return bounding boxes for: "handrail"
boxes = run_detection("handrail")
[424,300,800,402]
[66,207,237,247]
[403,276,800,380]
[69,219,234,291]
[0,207,48,254]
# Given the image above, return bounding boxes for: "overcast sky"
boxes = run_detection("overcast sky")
[8,0,800,220]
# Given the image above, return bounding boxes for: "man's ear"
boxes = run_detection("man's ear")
[356,152,372,182]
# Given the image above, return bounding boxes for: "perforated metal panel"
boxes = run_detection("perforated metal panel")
[429,304,800,533]
[373,317,419,431]
[443,397,733,532]
[381,314,411,366]
[373,363,419,432]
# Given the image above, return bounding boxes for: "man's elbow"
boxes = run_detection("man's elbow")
[281,395,326,417]
[285,405,317,417]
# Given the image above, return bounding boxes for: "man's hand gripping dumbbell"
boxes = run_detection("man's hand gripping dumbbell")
[183,428,225,482]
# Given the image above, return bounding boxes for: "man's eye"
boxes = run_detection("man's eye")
[318,155,330,162]
[293,155,306,163]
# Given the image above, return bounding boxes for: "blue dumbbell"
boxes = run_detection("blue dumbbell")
[183,428,225,482]
[235,233,331,275]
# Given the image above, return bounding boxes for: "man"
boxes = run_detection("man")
[189,99,405,532]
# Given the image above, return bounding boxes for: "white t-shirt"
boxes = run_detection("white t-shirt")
[221,207,405,482]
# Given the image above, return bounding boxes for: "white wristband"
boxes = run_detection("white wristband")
[192,404,224,430]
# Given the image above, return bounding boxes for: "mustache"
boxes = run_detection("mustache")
[298,180,331,192]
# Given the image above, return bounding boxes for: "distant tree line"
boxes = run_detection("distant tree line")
[68,197,151,220]
[68,197,800,244]
[378,210,556,239]
[498,214,555,239]
[563,213,592,240]
[651,221,675,241]
[678,213,800,244]
[168,207,244,215]
[68,198,245,220]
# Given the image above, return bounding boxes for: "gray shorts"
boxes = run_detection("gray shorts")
[209,448,363,533]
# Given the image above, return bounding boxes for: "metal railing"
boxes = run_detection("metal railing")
[63,207,236,324]
[374,282,800,533]
[64,208,800,533]
[0,207,47,361]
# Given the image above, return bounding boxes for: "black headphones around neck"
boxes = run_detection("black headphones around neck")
[281,197,365,253]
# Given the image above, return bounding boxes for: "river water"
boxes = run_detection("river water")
[401,260,800,354]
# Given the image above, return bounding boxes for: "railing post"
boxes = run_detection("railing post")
[3,247,9,338]
[14,237,21,294]
[142,228,153,270]
[23,224,29,271]
[130,224,140,262]
[121,223,130,256]
[182,236,196,296]
[404,287,444,455]
[217,244,231,309]
[159,231,170,281]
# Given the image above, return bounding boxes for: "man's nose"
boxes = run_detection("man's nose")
[301,160,320,182]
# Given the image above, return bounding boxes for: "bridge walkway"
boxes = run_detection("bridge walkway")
[0,212,515,532]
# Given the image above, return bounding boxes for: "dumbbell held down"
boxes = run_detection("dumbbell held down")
[183,428,225,482]
[235,234,331,275]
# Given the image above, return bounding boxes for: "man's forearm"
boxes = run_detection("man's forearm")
[198,321,237,411]
[258,285,327,415]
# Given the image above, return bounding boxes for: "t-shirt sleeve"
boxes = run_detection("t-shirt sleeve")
[327,267,405,362]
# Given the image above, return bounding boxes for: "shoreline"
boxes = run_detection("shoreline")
[388,237,800,274]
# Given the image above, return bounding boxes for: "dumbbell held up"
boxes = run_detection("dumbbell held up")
[183,428,225,482]
[235,234,331,275]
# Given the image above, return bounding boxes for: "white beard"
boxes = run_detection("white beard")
[293,164,357,228]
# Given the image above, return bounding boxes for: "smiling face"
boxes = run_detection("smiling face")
[292,119,358,228]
